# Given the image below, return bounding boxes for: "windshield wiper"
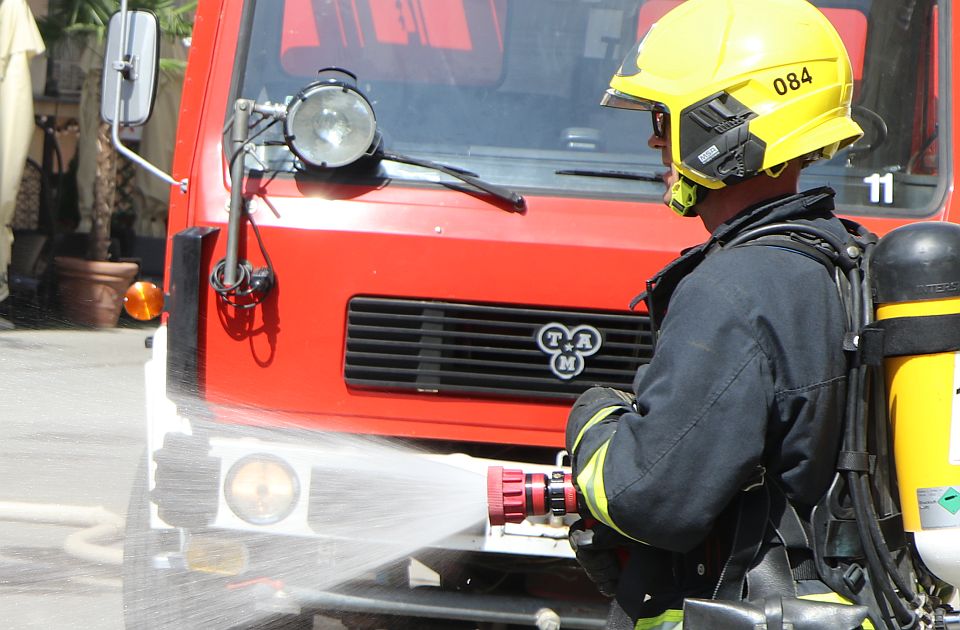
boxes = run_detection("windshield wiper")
[556,168,662,182]
[382,151,526,213]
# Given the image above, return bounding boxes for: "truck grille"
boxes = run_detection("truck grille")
[344,297,653,401]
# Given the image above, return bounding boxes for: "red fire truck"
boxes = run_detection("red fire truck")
[104,0,951,628]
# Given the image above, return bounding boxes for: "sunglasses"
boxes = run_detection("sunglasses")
[651,110,669,139]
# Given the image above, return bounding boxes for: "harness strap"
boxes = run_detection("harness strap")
[729,234,839,276]
[713,484,770,601]
[633,216,853,341]
[822,513,906,559]
[748,543,796,601]
[709,232,847,602]
[859,313,960,366]
[714,480,816,602]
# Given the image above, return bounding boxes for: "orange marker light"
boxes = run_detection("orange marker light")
[123,281,164,321]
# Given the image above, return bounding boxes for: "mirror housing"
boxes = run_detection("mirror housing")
[101,10,160,127]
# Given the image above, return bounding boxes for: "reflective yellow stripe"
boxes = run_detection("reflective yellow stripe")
[571,405,622,454]
[634,609,684,630]
[798,593,874,629]
[576,440,635,539]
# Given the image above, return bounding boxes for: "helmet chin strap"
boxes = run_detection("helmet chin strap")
[669,174,708,217]
[669,163,790,217]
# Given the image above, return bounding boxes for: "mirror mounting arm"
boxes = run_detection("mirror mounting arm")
[112,54,138,81]
[222,99,255,288]
[106,2,189,194]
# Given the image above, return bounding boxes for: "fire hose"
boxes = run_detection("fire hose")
[0,501,124,565]
[485,467,960,629]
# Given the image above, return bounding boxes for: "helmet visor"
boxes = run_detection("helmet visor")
[600,88,666,112]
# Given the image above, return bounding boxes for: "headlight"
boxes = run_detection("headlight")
[284,70,379,169]
[224,455,300,525]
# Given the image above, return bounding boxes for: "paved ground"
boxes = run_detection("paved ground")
[0,327,353,629]
[0,327,151,629]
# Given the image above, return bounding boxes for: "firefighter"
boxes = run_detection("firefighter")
[565,0,870,627]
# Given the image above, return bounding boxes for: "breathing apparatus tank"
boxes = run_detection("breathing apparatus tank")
[871,222,960,590]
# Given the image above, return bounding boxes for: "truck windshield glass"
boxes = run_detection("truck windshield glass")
[234,0,947,217]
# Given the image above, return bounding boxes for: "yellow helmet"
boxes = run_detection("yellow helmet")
[603,0,863,216]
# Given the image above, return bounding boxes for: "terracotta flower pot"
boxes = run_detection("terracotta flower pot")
[54,256,140,328]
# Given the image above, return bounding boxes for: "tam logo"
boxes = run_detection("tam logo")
[536,323,602,381]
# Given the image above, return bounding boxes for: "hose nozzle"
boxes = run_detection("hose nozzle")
[487,466,578,525]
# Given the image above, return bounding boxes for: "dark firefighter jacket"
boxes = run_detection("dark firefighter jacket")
[566,187,852,616]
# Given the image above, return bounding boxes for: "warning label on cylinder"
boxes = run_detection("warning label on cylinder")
[918,487,960,529]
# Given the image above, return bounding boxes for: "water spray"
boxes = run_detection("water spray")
[486,466,579,525]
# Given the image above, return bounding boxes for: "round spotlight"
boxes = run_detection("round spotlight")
[284,80,378,169]
[224,455,300,526]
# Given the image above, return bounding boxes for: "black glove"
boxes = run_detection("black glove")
[568,519,623,597]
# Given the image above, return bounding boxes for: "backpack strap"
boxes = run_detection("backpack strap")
[713,481,771,601]
[714,477,817,602]
[726,233,840,277]
[710,227,845,603]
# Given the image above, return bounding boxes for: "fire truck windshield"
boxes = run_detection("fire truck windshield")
[233,0,947,217]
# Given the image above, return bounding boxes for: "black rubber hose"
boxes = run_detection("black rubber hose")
[844,261,912,628]
[855,247,923,616]
[850,471,916,627]
[861,372,923,603]
[843,362,897,628]
[845,349,915,627]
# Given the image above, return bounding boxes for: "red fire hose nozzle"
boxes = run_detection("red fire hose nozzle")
[487,466,579,525]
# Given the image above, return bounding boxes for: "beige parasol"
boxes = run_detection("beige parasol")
[0,0,44,304]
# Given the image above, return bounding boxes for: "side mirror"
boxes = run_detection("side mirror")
[101,10,160,127]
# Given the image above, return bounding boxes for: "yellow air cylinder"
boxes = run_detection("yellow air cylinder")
[872,222,960,589]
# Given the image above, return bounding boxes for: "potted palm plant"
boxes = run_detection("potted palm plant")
[40,0,194,327]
